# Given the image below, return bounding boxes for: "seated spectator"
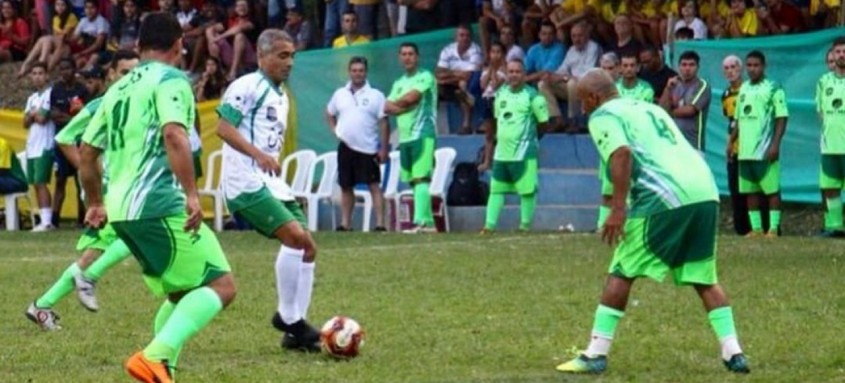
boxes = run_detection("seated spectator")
[0,136,27,195]
[550,0,596,41]
[0,0,31,63]
[400,0,439,35]
[638,45,677,99]
[524,22,565,84]
[609,14,643,60]
[282,6,312,51]
[810,0,839,29]
[674,26,695,40]
[176,0,197,28]
[629,0,674,48]
[758,0,804,34]
[185,1,223,73]
[479,41,506,133]
[523,0,561,48]
[699,0,731,37]
[158,0,176,14]
[435,24,483,134]
[351,0,382,39]
[194,57,228,101]
[725,0,758,37]
[674,0,708,39]
[538,21,600,129]
[593,0,629,45]
[479,0,520,55]
[616,53,654,102]
[19,0,78,76]
[69,0,109,70]
[207,0,258,80]
[333,10,370,48]
[439,0,476,28]
[599,51,620,80]
[108,0,140,51]
[500,24,524,62]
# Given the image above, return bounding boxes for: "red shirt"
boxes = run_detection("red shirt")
[770,2,804,32]
[0,18,30,51]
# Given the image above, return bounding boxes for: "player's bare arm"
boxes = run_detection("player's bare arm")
[217,119,282,175]
[79,143,105,228]
[385,90,422,115]
[603,146,632,247]
[768,117,787,161]
[163,123,203,232]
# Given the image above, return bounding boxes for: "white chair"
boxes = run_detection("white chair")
[198,150,225,232]
[396,147,457,232]
[302,151,338,231]
[283,149,317,198]
[4,152,36,231]
[381,151,401,231]
[353,163,387,232]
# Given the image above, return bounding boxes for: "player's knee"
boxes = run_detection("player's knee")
[211,274,237,307]
[279,222,310,249]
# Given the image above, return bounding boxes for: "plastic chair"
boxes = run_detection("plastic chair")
[353,163,387,232]
[381,151,401,231]
[4,152,36,231]
[396,147,457,232]
[283,149,317,198]
[198,150,225,232]
[303,151,338,231]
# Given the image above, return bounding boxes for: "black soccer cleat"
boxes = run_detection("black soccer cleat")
[272,313,321,353]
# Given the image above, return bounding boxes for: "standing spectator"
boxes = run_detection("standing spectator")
[333,10,369,48]
[435,24,483,134]
[0,137,27,195]
[616,53,653,102]
[384,42,438,233]
[659,51,711,152]
[194,57,229,101]
[323,0,349,48]
[674,0,708,39]
[757,0,804,34]
[538,21,600,130]
[385,0,400,36]
[327,56,389,232]
[478,59,549,233]
[479,42,507,133]
[49,58,88,228]
[70,0,109,70]
[609,14,642,60]
[599,51,620,80]
[19,0,78,76]
[351,0,382,39]
[282,6,312,51]
[500,24,524,62]
[0,0,31,63]
[24,62,56,232]
[721,54,751,235]
[725,0,758,37]
[401,0,439,35]
[639,46,677,100]
[208,0,258,80]
[815,38,845,237]
[524,22,565,84]
[728,50,788,237]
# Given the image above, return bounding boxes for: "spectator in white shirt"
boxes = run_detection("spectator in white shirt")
[674,0,708,39]
[435,24,483,134]
[538,21,599,129]
[71,0,109,70]
[326,56,389,232]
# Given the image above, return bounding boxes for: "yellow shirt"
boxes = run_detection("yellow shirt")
[597,0,628,22]
[332,34,370,48]
[52,13,79,36]
[811,0,840,15]
[699,1,731,20]
[0,137,12,170]
[349,0,381,4]
[638,0,678,17]
[734,9,758,36]
[561,0,599,14]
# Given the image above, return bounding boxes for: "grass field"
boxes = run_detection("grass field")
[2,230,844,382]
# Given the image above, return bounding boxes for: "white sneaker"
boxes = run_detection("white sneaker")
[73,272,99,312]
[31,223,55,232]
[25,302,61,331]
[402,224,438,234]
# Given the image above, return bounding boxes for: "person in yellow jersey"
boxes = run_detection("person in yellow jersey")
[725,0,759,37]
[0,137,27,195]
[332,10,370,48]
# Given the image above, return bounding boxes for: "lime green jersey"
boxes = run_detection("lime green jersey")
[616,78,654,103]
[387,69,437,143]
[588,97,718,218]
[81,61,195,221]
[55,97,102,146]
[734,78,789,160]
[493,84,549,161]
[816,72,845,154]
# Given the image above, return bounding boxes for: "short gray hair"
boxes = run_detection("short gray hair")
[600,52,619,66]
[257,29,294,56]
[722,54,742,69]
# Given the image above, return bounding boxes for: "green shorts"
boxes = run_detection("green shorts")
[491,158,538,195]
[112,215,230,297]
[738,160,780,195]
[820,154,845,190]
[75,223,119,252]
[26,151,53,185]
[599,162,612,196]
[609,201,719,286]
[193,149,204,180]
[399,137,435,182]
[229,187,308,238]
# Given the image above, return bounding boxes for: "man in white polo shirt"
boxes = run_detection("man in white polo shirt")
[436,24,484,134]
[327,56,389,232]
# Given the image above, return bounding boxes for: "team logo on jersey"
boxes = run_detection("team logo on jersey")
[743,105,752,115]
[739,94,745,103]
[499,100,507,109]
[834,99,843,109]
[503,112,513,120]
[827,87,834,96]
[362,98,369,106]
[267,107,278,122]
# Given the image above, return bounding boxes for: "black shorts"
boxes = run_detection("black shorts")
[337,141,380,189]
[54,147,77,178]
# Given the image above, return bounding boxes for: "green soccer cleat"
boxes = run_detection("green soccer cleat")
[556,354,607,374]
[723,353,750,374]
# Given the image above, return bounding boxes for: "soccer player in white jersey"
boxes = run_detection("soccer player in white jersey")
[216,29,322,352]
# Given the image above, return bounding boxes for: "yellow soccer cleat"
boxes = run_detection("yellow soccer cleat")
[556,353,608,374]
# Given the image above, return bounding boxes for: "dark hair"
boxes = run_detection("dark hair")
[507,58,525,68]
[54,0,73,30]
[349,56,368,70]
[30,61,48,73]
[641,45,660,56]
[111,49,139,68]
[489,41,505,54]
[620,53,639,62]
[456,23,472,35]
[138,12,182,52]
[539,21,555,32]
[0,0,18,21]
[746,50,766,65]
[833,36,845,48]
[679,50,700,64]
[84,0,97,8]
[58,57,75,69]
[342,9,356,18]
[674,27,694,40]
[399,42,418,54]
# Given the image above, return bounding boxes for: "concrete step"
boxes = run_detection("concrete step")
[436,133,600,169]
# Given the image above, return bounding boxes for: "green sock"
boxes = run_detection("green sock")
[707,306,737,339]
[597,205,610,229]
[585,304,625,357]
[153,300,182,372]
[484,193,505,230]
[35,263,81,308]
[826,198,843,230]
[413,182,433,226]
[769,210,781,232]
[143,287,223,362]
[82,240,131,281]
[748,210,762,232]
[519,193,536,230]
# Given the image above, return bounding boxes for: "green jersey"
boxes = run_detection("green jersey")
[387,69,437,143]
[588,97,718,218]
[616,78,654,103]
[55,97,102,146]
[734,78,789,160]
[81,61,195,221]
[493,85,549,161]
[816,72,845,154]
